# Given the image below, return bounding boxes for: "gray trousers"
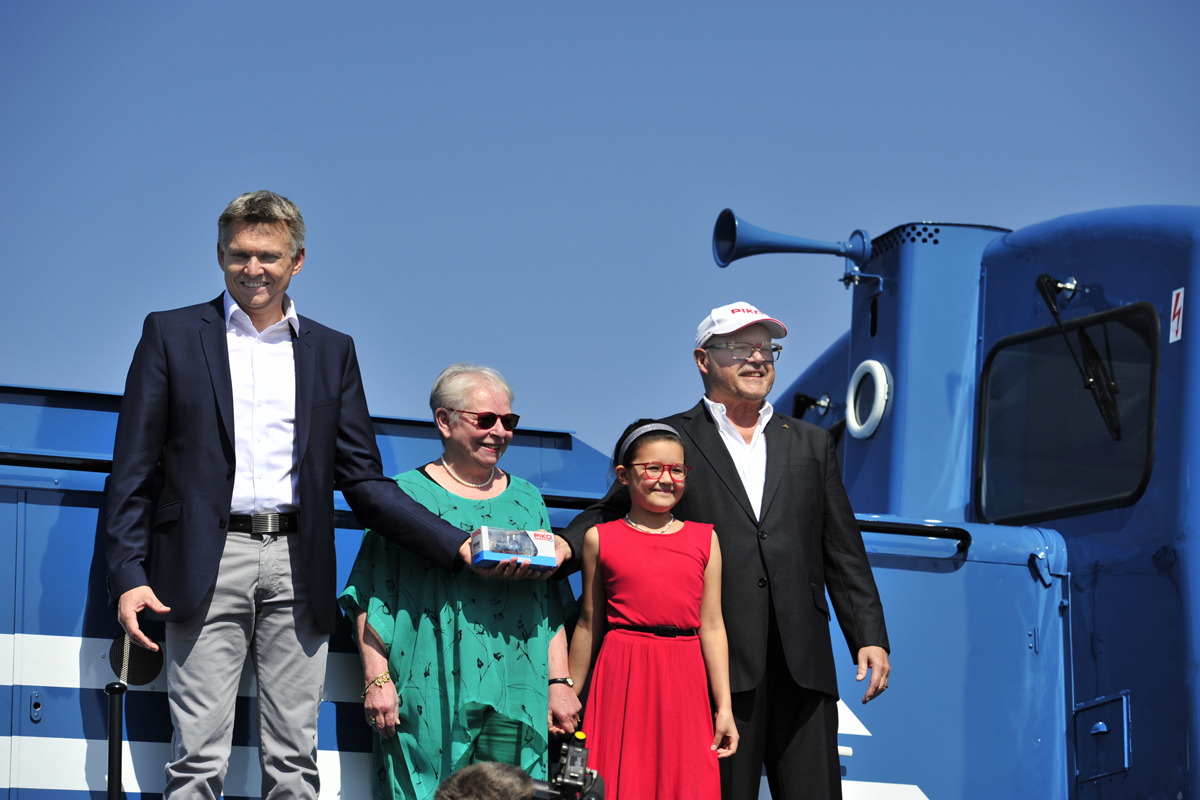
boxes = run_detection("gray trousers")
[164,531,329,799]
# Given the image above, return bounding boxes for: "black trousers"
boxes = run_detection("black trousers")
[720,608,841,800]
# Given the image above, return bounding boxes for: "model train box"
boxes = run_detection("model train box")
[470,526,557,570]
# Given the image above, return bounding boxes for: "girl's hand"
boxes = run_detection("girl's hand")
[711,708,739,758]
[548,683,583,736]
[364,680,400,739]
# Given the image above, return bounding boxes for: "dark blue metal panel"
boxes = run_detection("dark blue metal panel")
[0,388,120,464]
[979,206,1200,799]
[835,518,1068,799]
[18,490,105,639]
[839,223,1008,521]
[0,489,18,635]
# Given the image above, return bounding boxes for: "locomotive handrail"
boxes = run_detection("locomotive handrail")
[856,518,972,553]
[0,452,113,472]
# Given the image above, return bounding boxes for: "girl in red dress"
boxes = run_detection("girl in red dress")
[568,420,738,799]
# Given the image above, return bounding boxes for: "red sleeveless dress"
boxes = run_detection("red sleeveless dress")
[581,519,720,800]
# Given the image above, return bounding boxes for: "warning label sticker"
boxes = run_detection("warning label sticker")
[1170,287,1185,343]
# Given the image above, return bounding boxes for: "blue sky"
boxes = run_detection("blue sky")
[2,1,1198,454]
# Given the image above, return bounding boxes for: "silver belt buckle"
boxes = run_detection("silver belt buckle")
[251,513,281,534]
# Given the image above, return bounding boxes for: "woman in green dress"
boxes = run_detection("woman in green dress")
[340,364,581,799]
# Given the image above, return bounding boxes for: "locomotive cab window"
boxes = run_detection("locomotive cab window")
[977,302,1159,524]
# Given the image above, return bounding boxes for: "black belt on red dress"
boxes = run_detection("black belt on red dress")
[610,624,699,637]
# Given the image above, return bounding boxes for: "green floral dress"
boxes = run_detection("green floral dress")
[339,469,570,800]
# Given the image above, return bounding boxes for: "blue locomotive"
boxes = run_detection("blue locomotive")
[715,204,1199,799]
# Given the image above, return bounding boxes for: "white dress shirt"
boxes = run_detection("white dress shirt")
[224,291,300,515]
[703,396,774,520]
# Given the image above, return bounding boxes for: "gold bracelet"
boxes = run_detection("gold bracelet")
[361,670,392,698]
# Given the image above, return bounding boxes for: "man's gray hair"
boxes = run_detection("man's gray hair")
[217,191,306,257]
[429,364,515,423]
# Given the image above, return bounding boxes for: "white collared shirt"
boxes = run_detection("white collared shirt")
[224,291,300,515]
[703,396,774,520]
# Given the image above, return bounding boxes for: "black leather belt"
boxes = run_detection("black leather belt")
[228,513,299,534]
[610,624,699,637]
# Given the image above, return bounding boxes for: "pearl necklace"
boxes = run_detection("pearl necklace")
[623,514,675,534]
[441,457,495,489]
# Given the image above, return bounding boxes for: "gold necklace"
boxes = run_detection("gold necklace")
[623,514,675,534]
[441,457,495,489]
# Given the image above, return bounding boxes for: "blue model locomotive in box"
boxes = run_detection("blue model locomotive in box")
[471,525,558,570]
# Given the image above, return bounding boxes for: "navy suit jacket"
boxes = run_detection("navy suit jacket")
[562,401,888,697]
[105,296,464,633]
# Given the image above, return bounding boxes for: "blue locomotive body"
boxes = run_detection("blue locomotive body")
[767,205,1200,798]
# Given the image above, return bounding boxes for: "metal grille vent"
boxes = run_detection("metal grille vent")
[871,224,942,259]
[109,633,164,685]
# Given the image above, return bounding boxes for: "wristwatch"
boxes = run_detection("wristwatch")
[549,677,574,687]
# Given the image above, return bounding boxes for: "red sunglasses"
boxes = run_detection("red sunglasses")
[451,409,521,431]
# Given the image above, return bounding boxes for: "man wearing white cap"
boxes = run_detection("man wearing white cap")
[563,301,890,800]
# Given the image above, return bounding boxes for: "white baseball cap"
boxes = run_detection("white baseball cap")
[695,302,788,348]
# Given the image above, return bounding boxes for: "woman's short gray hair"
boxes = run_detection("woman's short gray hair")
[429,364,515,422]
[217,190,306,257]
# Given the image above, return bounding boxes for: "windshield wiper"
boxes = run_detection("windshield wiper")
[1036,274,1121,441]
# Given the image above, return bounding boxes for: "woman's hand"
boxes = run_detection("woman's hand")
[548,683,582,736]
[711,707,739,758]
[458,540,537,580]
[364,680,400,739]
[480,557,535,580]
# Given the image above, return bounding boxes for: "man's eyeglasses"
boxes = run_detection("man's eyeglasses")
[451,410,521,431]
[704,341,783,363]
[630,462,691,482]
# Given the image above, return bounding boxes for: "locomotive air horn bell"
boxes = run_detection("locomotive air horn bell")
[712,209,872,269]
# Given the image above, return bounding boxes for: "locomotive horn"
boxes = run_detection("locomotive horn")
[712,208,872,268]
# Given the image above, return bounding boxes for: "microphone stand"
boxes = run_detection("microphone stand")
[104,634,132,800]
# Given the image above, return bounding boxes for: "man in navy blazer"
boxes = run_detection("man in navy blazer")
[562,302,890,800]
[105,191,479,798]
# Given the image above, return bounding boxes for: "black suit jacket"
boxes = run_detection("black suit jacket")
[105,296,464,633]
[562,401,888,697]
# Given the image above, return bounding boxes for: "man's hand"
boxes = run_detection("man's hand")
[548,682,582,736]
[533,533,572,581]
[118,585,170,651]
[856,645,890,703]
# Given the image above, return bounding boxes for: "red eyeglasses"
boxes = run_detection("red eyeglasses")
[631,462,691,482]
[451,409,521,431]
